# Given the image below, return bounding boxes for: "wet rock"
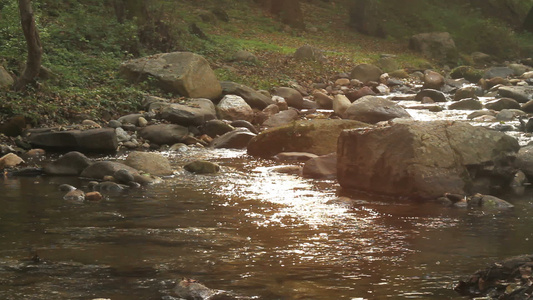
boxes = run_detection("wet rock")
[211,128,256,149]
[26,128,118,152]
[510,170,528,196]
[484,98,521,111]
[345,86,376,102]
[95,181,126,192]
[63,189,85,202]
[85,191,103,201]
[262,109,299,128]
[344,95,411,124]
[415,89,447,102]
[184,160,220,174]
[44,151,92,175]
[125,151,173,176]
[113,169,135,184]
[273,152,318,161]
[302,152,337,180]
[0,153,24,169]
[160,98,217,126]
[468,194,514,209]
[58,184,77,192]
[230,120,257,134]
[450,65,484,82]
[350,64,383,84]
[174,278,234,300]
[337,120,520,199]
[80,161,139,181]
[516,145,533,181]
[448,98,483,110]
[272,87,304,109]
[220,81,273,110]
[468,110,496,120]
[248,119,369,158]
[498,86,533,103]
[422,70,445,90]
[496,109,526,121]
[201,120,235,138]
[455,254,533,298]
[217,95,253,122]
[139,124,189,146]
[484,66,514,79]
[119,52,222,100]
[521,99,533,113]
[453,86,479,101]
[332,95,351,117]
[169,143,188,152]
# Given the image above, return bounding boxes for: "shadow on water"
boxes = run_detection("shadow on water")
[0,148,532,299]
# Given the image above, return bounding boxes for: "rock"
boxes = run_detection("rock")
[232,50,257,62]
[337,120,520,199]
[415,89,447,103]
[108,120,122,128]
[468,194,514,209]
[272,87,304,109]
[376,56,399,73]
[508,63,530,76]
[201,120,235,138]
[516,145,533,181]
[468,110,496,120]
[217,95,253,122]
[484,98,521,111]
[248,119,369,158]
[95,181,126,192]
[496,109,525,121]
[118,114,143,125]
[0,66,14,88]
[0,153,24,169]
[449,66,484,83]
[335,78,351,86]
[455,255,533,299]
[448,98,483,110]
[211,128,256,149]
[125,151,173,176]
[85,191,103,201]
[174,278,232,300]
[115,127,130,143]
[350,64,383,83]
[230,120,258,134]
[332,94,351,117]
[522,100,533,113]
[262,109,299,128]
[63,189,85,202]
[138,124,189,146]
[345,86,376,102]
[510,170,528,196]
[58,184,77,192]
[313,91,333,109]
[302,153,337,179]
[484,66,514,79]
[498,86,533,103]
[44,151,92,175]
[80,161,140,181]
[409,32,458,64]
[119,52,222,100]
[81,120,101,128]
[422,70,445,90]
[184,160,220,174]
[113,169,135,184]
[159,98,217,126]
[220,81,274,110]
[273,152,318,161]
[453,86,479,101]
[471,51,492,66]
[344,96,411,124]
[26,128,118,152]
[294,45,327,63]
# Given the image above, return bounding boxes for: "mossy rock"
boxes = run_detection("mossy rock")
[450,66,484,83]
[184,160,220,174]
[247,119,370,158]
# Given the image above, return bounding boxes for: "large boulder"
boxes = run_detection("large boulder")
[124,151,173,176]
[409,32,458,64]
[44,151,92,175]
[337,120,519,200]
[119,52,222,100]
[220,81,274,109]
[26,128,118,152]
[344,96,411,124]
[211,128,256,149]
[422,70,445,90]
[248,119,369,158]
[159,98,217,126]
[332,95,351,117]
[272,87,304,109]
[139,124,189,145]
[350,64,382,83]
[262,109,299,128]
[216,95,253,122]
[498,86,533,103]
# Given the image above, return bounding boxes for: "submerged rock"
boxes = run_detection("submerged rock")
[184,160,220,174]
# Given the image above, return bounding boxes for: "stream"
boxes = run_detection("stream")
[1,97,532,299]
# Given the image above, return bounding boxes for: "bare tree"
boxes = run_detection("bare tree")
[14,0,42,91]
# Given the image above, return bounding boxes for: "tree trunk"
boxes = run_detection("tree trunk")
[14,0,42,91]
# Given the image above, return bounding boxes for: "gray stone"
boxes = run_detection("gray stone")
[302,152,337,179]
[294,45,327,63]
[115,127,131,142]
[422,70,445,90]
[44,151,92,175]
[337,120,520,199]
[159,98,217,126]
[313,91,333,109]
[230,120,258,134]
[272,87,304,109]
[125,151,173,176]
[516,145,533,181]
[448,99,483,110]
[496,109,526,121]
[139,124,189,145]
[114,169,135,184]
[201,119,235,138]
[118,114,143,125]
[454,86,479,101]
[262,110,299,128]
[220,81,274,110]
[350,64,383,83]
[119,52,222,100]
[27,128,118,152]
[344,96,411,124]
[415,89,447,102]
[217,95,253,122]
[498,86,533,103]
[184,160,220,174]
[332,94,351,117]
[484,67,515,79]
[211,128,256,149]
[484,98,521,111]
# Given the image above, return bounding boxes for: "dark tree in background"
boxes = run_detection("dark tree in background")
[14,0,42,91]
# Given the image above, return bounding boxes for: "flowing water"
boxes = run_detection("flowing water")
[1,96,533,299]
[1,147,532,300]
